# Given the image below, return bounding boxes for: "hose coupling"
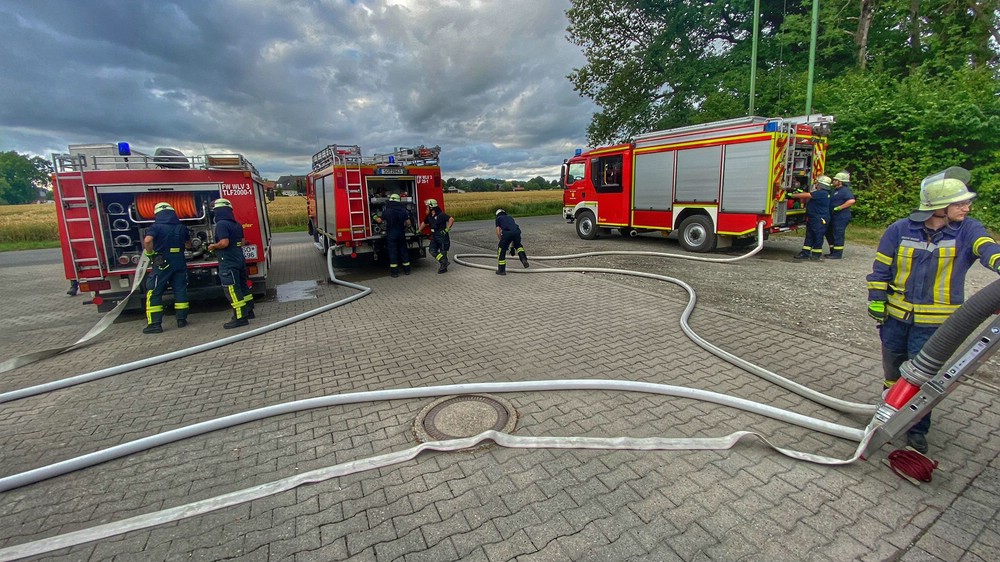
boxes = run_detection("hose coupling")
[899,359,934,387]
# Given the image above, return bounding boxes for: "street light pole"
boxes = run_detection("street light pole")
[805,0,820,116]
[748,0,760,115]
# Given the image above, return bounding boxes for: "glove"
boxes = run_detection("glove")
[834,206,842,212]
[144,250,156,258]
[868,301,886,322]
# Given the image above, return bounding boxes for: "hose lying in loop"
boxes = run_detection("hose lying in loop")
[453,227,875,417]
[0,255,152,375]
[0,427,877,561]
[0,378,867,493]
[0,258,371,405]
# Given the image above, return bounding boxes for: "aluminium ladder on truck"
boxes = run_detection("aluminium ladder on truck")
[52,154,105,284]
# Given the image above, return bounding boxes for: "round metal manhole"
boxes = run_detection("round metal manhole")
[413,394,518,444]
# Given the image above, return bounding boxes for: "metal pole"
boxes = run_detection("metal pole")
[805,0,820,116]
[749,0,760,115]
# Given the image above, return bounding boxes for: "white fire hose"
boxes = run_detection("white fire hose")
[0,229,882,560]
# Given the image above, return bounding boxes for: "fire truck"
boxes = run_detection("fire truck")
[52,143,272,312]
[306,143,444,266]
[562,115,833,252]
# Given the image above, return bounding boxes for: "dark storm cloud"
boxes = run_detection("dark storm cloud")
[0,0,595,180]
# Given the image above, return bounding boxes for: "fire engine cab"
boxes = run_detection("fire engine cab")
[562,115,833,252]
[306,143,444,266]
[52,143,272,311]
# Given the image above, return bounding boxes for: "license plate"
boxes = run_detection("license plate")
[242,245,258,260]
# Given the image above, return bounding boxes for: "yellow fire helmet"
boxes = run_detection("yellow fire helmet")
[213,198,233,209]
[816,175,832,187]
[154,202,174,213]
[834,171,850,182]
[911,167,974,221]
[389,194,400,202]
[425,198,438,208]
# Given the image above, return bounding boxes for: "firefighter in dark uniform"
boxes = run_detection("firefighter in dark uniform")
[788,175,833,260]
[824,171,857,259]
[495,208,529,275]
[376,194,412,277]
[142,202,192,334]
[423,198,454,274]
[207,198,254,329]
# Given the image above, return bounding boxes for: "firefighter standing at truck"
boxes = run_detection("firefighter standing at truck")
[207,198,255,329]
[142,202,192,334]
[495,209,529,275]
[866,167,1000,454]
[824,171,857,259]
[423,199,453,274]
[376,194,412,277]
[788,175,833,260]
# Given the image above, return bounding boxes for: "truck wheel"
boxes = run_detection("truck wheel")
[575,211,599,240]
[678,215,717,253]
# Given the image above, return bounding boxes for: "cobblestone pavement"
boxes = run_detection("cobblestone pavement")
[0,219,997,561]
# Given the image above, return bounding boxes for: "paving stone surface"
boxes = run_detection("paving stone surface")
[0,217,997,561]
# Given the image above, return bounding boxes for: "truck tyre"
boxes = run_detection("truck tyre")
[575,211,599,240]
[678,215,717,253]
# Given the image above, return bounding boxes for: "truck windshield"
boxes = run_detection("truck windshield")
[565,162,585,186]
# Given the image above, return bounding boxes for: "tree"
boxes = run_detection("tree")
[564,0,1000,231]
[0,151,51,205]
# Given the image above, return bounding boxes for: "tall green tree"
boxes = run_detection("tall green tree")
[565,0,1000,230]
[0,151,51,205]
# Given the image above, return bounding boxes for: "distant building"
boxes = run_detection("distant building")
[276,175,307,196]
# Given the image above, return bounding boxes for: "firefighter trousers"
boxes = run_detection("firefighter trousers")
[145,263,189,326]
[879,317,933,436]
[219,261,252,320]
[824,215,850,256]
[385,232,410,270]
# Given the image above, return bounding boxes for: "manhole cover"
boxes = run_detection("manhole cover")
[413,394,518,443]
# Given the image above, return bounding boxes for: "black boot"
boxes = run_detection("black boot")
[177,318,188,328]
[496,263,506,275]
[438,255,449,274]
[519,252,529,268]
[143,323,163,334]
[391,268,400,278]
[224,317,249,329]
[793,251,810,260]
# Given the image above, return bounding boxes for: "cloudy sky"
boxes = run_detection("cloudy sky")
[0,0,597,181]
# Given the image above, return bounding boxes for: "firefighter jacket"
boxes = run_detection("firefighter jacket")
[379,201,409,236]
[867,217,1000,325]
[423,209,451,235]
[213,207,246,265]
[830,185,855,220]
[146,210,189,268]
[496,213,520,233]
[805,188,832,223]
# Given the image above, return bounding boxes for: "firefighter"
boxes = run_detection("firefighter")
[866,167,1000,454]
[495,209,529,275]
[788,175,833,260]
[141,202,192,334]
[207,198,254,329]
[376,194,412,277]
[824,171,857,259]
[423,199,453,274]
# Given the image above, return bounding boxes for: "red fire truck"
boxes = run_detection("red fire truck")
[306,143,444,266]
[562,115,833,252]
[52,143,272,311]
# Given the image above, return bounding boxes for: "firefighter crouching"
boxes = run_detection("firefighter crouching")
[495,208,529,275]
[207,198,255,329]
[788,175,833,260]
[423,199,454,274]
[142,202,192,334]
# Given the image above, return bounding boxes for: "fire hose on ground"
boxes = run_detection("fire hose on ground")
[1,228,997,560]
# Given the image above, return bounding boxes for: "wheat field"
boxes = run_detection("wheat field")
[0,190,565,246]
